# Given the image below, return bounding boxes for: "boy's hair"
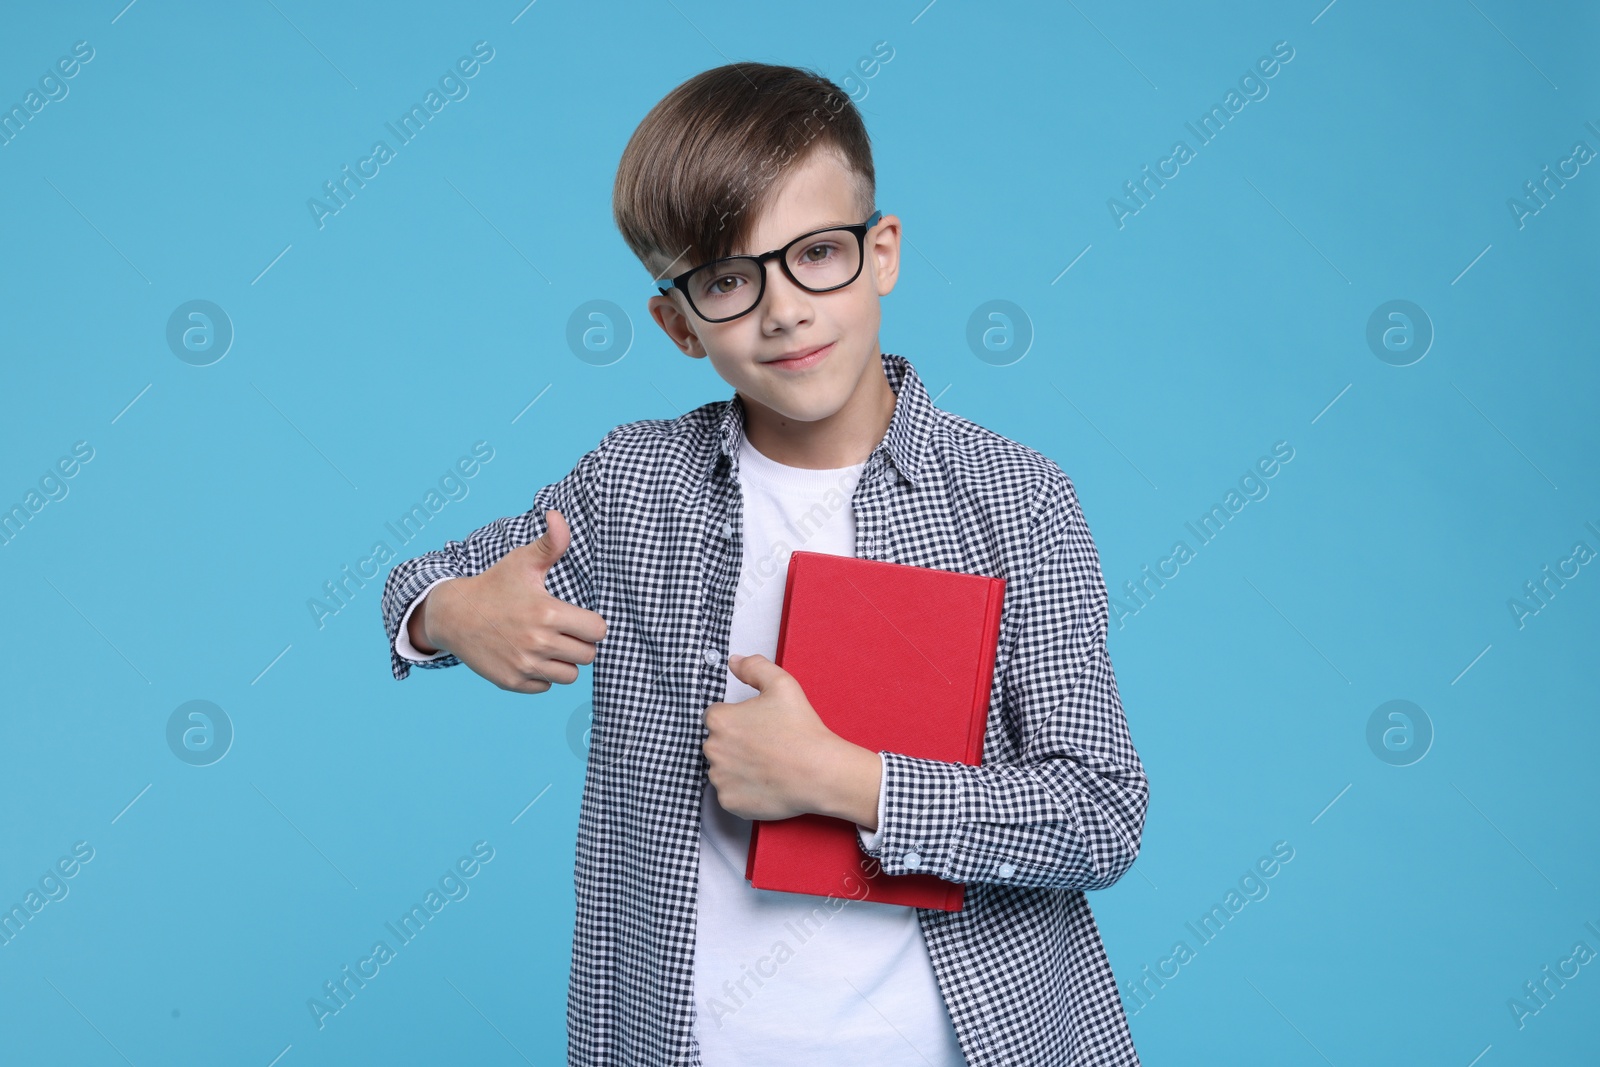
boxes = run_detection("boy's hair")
[612,62,876,281]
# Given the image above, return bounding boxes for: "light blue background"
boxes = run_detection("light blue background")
[2,1,1595,1063]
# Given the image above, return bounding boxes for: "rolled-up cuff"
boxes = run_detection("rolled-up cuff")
[855,750,967,879]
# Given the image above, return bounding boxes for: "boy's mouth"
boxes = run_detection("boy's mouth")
[763,342,834,371]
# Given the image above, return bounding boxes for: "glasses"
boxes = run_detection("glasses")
[656,210,883,323]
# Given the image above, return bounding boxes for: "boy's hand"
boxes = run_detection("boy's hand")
[412,508,608,694]
[702,654,880,825]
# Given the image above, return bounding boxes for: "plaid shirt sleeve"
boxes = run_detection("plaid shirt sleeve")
[380,432,612,682]
[858,470,1149,891]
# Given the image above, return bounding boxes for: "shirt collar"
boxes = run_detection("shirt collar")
[703,350,933,489]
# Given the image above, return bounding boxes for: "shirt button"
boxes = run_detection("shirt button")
[703,648,722,666]
[903,851,921,869]
[721,521,734,538]
[997,862,1016,878]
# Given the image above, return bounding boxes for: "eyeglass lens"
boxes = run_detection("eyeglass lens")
[687,229,861,320]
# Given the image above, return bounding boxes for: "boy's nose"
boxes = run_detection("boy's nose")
[759,267,813,327]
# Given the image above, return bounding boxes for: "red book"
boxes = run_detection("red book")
[744,550,1006,911]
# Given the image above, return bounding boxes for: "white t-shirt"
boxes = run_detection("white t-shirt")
[691,434,966,1065]
[390,437,966,1065]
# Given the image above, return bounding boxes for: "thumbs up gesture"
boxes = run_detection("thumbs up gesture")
[412,508,610,693]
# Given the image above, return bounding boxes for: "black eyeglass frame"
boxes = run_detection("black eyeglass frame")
[655,209,884,323]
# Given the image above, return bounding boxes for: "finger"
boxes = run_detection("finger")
[729,652,778,690]
[523,508,571,585]
[543,599,609,645]
[517,654,581,688]
[538,630,602,668]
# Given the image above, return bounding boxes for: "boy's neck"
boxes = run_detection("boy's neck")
[739,346,898,470]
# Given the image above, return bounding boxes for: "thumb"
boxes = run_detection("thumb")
[727,653,776,691]
[524,508,571,583]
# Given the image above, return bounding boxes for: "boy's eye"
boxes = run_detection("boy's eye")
[797,241,840,264]
[703,273,744,296]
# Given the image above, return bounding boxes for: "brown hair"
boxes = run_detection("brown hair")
[612,62,876,281]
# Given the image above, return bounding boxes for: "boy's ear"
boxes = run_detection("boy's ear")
[646,293,708,359]
[868,213,901,296]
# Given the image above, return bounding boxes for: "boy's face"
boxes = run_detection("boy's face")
[646,149,901,433]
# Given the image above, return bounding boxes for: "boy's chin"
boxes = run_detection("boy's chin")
[739,381,852,425]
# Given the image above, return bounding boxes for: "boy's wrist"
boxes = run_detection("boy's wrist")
[408,597,439,655]
[807,740,883,830]
[412,577,465,656]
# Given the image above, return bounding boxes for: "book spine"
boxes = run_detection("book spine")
[772,553,804,670]
[748,553,804,885]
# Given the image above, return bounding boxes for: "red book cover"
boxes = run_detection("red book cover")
[744,550,1005,911]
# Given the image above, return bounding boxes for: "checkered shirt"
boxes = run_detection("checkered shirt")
[380,350,1149,1065]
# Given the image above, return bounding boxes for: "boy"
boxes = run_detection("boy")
[381,62,1148,1066]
